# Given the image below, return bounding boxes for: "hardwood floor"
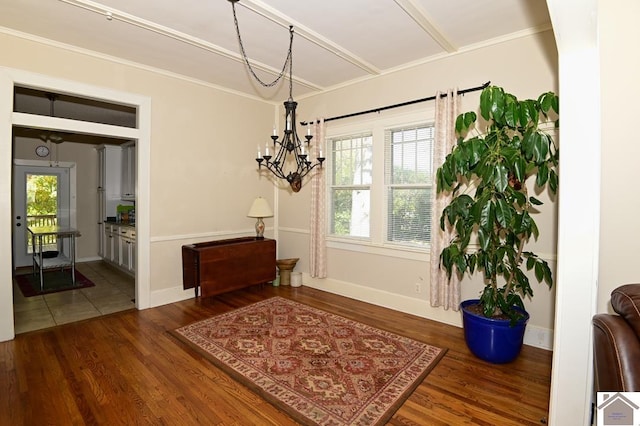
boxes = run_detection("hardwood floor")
[0,285,552,425]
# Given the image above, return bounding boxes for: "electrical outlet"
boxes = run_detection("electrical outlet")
[415,283,421,293]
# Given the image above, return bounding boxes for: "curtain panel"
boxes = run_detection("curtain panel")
[309,118,327,278]
[430,89,461,310]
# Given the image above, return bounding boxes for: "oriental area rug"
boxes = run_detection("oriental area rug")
[172,297,446,426]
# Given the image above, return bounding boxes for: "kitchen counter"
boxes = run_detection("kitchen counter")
[105,220,136,228]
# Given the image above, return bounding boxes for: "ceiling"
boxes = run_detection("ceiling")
[0,0,552,103]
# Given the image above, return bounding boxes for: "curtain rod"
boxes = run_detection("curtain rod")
[301,81,490,126]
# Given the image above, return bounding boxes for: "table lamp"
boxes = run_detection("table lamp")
[247,197,273,239]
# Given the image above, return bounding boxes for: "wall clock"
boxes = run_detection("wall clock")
[35,145,50,157]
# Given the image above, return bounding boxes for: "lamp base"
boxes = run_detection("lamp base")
[255,218,265,239]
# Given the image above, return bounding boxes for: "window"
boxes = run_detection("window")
[385,126,434,247]
[329,134,373,237]
[326,112,434,254]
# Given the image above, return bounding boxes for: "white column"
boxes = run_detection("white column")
[545,1,600,424]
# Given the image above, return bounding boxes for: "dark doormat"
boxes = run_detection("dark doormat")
[15,269,95,297]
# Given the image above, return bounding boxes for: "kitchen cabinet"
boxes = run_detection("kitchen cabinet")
[102,223,135,276]
[121,141,136,200]
[97,145,122,257]
[104,224,121,265]
[98,145,122,199]
[119,226,136,274]
[104,225,114,261]
[112,227,122,266]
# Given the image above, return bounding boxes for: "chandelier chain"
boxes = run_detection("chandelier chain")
[230,1,292,89]
[228,0,324,192]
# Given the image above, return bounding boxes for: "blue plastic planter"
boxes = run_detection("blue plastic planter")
[461,299,529,364]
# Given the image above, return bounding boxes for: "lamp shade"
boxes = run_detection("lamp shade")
[247,197,273,218]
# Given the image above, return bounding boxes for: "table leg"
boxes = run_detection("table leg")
[38,236,44,292]
[71,234,76,286]
[31,233,36,275]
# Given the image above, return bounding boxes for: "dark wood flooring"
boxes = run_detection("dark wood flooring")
[1,285,551,425]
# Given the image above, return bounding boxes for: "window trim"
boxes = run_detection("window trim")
[325,109,436,253]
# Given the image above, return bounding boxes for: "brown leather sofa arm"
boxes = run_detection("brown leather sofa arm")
[593,313,640,392]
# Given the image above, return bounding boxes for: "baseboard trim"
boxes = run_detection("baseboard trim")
[150,285,194,308]
[300,273,554,351]
[150,274,554,351]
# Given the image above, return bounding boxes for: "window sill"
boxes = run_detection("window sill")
[326,236,430,262]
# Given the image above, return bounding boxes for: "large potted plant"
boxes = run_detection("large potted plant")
[436,85,559,363]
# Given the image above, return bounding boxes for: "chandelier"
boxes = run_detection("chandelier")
[229,0,325,192]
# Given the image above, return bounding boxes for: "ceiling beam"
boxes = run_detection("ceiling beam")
[240,0,381,76]
[394,0,457,53]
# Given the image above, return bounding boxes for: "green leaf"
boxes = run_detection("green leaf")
[480,161,495,185]
[526,256,535,270]
[520,100,538,128]
[521,129,535,160]
[480,87,492,121]
[549,170,559,194]
[479,197,493,230]
[491,87,506,124]
[534,132,550,163]
[530,132,543,162]
[455,113,464,134]
[469,138,484,166]
[538,92,553,113]
[512,190,527,207]
[440,245,458,277]
[468,253,477,274]
[514,211,531,236]
[529,196,543,206]
[494,163,509,192]
[478,226,489,251]
[495,198,512,228]
[551,94,559,114]
[543,262,553,287]
[534,261,544,282]
[465,111,477,129]
[456,112,477,136]
[513,157,526,183]
[504,100,517,127]
[455,253,468,275]
[436,168,445,192]
[536,162,549,187]
[530,216,540,240]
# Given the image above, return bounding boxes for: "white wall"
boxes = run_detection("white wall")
[598,0,640,311]
[279,30,559,347]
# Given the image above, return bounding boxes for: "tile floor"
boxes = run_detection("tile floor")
[13,260,136,334]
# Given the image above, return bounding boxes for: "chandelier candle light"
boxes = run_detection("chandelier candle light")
[229,0,325,192]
